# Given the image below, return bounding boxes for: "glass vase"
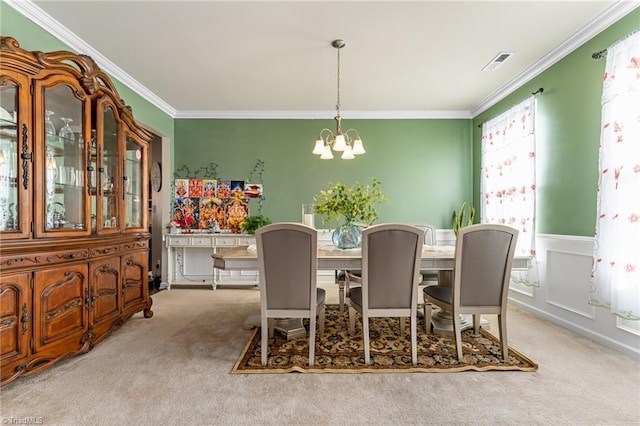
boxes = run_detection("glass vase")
[332,221,362,249]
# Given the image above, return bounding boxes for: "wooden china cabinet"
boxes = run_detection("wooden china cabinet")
[0,37,152,386]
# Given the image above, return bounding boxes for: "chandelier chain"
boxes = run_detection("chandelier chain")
[336,46,341,116]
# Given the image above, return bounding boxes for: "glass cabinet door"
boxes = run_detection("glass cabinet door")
[98,102,120,233]
[124,132,146,231]
[0,72,30,239]
[38,80,89,236]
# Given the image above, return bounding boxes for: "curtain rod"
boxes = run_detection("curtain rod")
[476,88,543,128]
[592,28,640,60]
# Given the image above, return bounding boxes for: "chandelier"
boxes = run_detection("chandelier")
[312,39,365,160]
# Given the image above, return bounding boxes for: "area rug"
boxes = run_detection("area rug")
[232,304,538,373]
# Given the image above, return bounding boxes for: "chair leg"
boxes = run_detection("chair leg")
[411,314,417,366]
[453,312,463,362]
[348,306,356,335]
[473,314,481,334]
[423,303,433,334]
[344,277,351,309]
[268,318,274,338]
[363,315,371,365]
[498,314,508,361]
[308,314,316,367]
[400,317,405,336]
[337,273,345,314]
[261,318,269,366]
[318,304,325,336]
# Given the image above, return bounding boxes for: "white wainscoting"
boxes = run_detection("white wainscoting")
[508,234,640,358]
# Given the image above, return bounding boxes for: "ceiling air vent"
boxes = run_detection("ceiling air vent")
[481,51,514,72]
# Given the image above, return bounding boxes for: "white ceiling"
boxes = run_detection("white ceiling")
[10,1,638,118]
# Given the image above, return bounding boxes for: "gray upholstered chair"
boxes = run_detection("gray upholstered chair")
[423,224,519,361]
[348,224,424,365]
[409,223,438,285]
[409,222,437,246]
[334,268,362,314]
[256,223,325,367]
[337,223,435,313]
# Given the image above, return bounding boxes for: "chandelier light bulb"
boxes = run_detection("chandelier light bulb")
[341,144,355,160]
[312,138,325,155]
[352,138,366,155]
[332,134,347,151]
[320,144,334,159]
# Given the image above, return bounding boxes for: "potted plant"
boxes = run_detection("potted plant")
[240,215,272,235]
[313,178,387,249]
[451,201,475,237]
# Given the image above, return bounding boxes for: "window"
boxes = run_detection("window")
[591,31,640,320]
[481,96,536,257]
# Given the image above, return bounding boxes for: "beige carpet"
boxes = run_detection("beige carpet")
[233,304,537,373]
[0,285,638,425]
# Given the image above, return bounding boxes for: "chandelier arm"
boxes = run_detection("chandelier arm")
[342,131,352,146]
[343,128,361,141]
[318,128,335,141]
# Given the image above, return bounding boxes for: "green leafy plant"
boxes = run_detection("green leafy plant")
[452,201,475,236]
[240,215,272,234]
[313,178,387,225]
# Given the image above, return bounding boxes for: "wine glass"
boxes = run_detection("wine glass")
[44,110,56,135]
[59,117,74,142]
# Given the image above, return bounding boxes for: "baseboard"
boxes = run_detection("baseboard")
[509,297,640,359]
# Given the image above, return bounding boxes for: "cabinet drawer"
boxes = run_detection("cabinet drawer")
[214,236,237,246]
[167,236,190,246]
[190,236,214,247]
[236,236,254,246]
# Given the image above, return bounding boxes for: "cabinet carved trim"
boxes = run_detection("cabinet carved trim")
[90,246,121,256]
[46,250,90,262]
[44,298,83,322]
[1,256,43,268]
[1,250,92,269]
[21,123,29,190]
[0,37,152,386]
[0,317,17,329]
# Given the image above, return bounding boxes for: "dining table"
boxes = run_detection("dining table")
[213,244,532,339]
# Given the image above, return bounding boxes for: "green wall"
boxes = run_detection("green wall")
[0,1,174,140]
[174,119,472,228]
[473,9,640,237]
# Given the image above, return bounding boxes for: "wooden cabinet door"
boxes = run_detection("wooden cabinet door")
[89,256,121,337]
[33,264,88,354]
[0,272,30,369]
[0,70,32,240]
[33,74,91,238]
[123,131,148,233]
[122,250,148,316]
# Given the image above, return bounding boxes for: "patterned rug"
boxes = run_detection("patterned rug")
[232,304,538,373]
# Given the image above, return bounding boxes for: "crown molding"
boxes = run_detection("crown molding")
[471,1,639,118]
[8,0,636,121]
[174,110,472,119]
[5,0,177,118]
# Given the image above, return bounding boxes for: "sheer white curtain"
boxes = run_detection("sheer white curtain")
[591,31,640,320]
[481,96,536,258]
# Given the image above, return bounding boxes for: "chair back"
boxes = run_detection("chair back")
[454,224,519,309]
[256,223,318,311]
[362,224,424,310]
[409,223,437,245]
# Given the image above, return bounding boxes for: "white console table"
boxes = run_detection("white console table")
[165,233,257,290]
[165,229,336,290]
